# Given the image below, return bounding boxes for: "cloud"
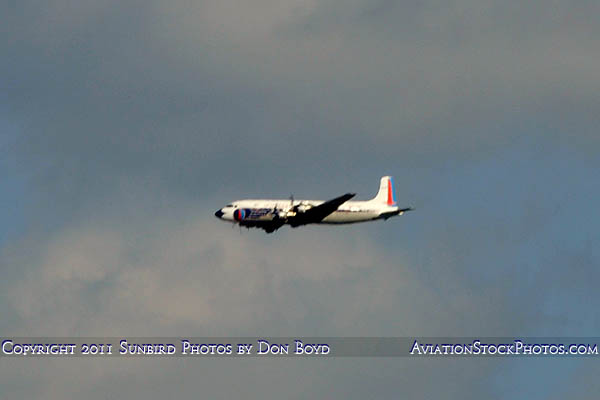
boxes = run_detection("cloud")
[1,207,411,336]
[0,201,510,399]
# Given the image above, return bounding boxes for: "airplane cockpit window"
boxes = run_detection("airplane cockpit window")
[225,204,234,208]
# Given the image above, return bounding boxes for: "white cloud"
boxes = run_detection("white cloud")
[4,209,421,336]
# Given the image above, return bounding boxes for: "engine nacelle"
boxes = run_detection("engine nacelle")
[296,203,313,213]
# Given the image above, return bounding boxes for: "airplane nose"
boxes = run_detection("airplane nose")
[214,209,224,219]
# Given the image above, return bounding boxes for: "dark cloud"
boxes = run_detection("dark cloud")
[4,0,600,201]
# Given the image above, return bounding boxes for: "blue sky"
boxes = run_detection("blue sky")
[1,0,600,398]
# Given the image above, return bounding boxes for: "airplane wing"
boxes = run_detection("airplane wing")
[287,193,355,227]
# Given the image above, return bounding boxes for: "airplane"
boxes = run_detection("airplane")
[214,176,413,233]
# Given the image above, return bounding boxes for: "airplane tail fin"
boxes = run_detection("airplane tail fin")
[371,176,397,206]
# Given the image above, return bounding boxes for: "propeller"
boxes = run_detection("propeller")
[275,194,297,219]
[271,202,281,219]
[290,194,301,213]
[272,194,304,221]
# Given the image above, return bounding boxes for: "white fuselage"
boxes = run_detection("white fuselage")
[214,176,410,232]
[218,199,399,224]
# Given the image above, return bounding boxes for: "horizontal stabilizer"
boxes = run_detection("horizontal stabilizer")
[379,207,414,220]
